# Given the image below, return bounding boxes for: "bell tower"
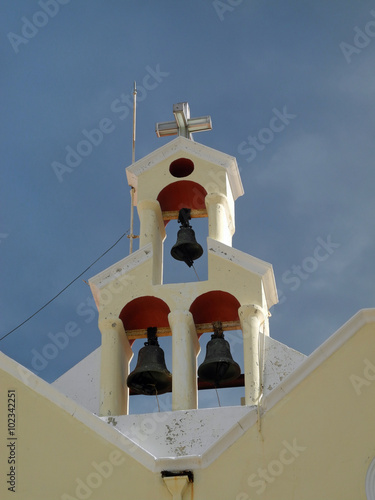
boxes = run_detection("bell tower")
[89,102,278,416]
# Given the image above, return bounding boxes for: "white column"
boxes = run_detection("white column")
[205,192,234,246]
[137,199,166,284]
[98,318,133,416]
[239,305,265,406]
[168,310,200,411]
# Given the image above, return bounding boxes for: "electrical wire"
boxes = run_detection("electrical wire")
[0,230,129,342]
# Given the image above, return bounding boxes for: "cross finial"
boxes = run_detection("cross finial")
[155,102,212,140]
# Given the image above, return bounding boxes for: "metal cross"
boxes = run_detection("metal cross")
[155,102,212,140]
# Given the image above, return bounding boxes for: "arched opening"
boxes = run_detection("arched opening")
[158,181,208,284]
[119,296,170,332]
[197,328,244,409]
[157,180,207,213]
[190,291,244,408]
[190,290,241,329]
[120,296,172,414]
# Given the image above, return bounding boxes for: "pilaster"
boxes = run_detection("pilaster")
[205,192,234,246]
[137,199,166,284]
[239,304,266,406]
[169,310,200,411]
[98,318,133,416]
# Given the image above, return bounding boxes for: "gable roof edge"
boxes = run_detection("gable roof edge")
[262,308,375,413]
[126,136,244,201]
[0,352,157,470]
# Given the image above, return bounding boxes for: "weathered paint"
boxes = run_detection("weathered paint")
[1,310,374,498]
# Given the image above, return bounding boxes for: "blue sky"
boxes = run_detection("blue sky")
[1,1,375,413]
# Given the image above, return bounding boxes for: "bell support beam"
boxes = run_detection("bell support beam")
[205,192,234,246]
[239,305,265,406]
[168,310,200,411]
[162,208,207,222]
[137,199,166,285]
[98,318,134,416]
[125,320,242,340]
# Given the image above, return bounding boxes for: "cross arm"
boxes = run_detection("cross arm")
[155,102,212,140]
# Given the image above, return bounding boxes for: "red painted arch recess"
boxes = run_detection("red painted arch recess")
[189,291,240,326]
[119,296,170,332]
[157,180,207,212]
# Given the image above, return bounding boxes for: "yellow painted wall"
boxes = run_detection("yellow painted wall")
[0,365,167,500]
[204,321,375,500]
[1,318,374,499]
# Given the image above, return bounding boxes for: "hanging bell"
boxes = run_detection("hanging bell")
[170,208,203,267]
[198,322,241,387]
[127,327,172,396]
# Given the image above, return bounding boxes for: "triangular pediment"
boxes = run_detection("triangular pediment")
[207,238,278,309]
[126,136,244,201]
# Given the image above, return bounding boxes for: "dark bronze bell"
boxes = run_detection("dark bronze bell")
[170,208,203,267]
[127,327,172,396]
[198,322,241,386]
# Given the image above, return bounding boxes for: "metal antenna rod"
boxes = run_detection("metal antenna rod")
[129,187,135,254]
[132,81,137,164]
[129,81,137,255]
